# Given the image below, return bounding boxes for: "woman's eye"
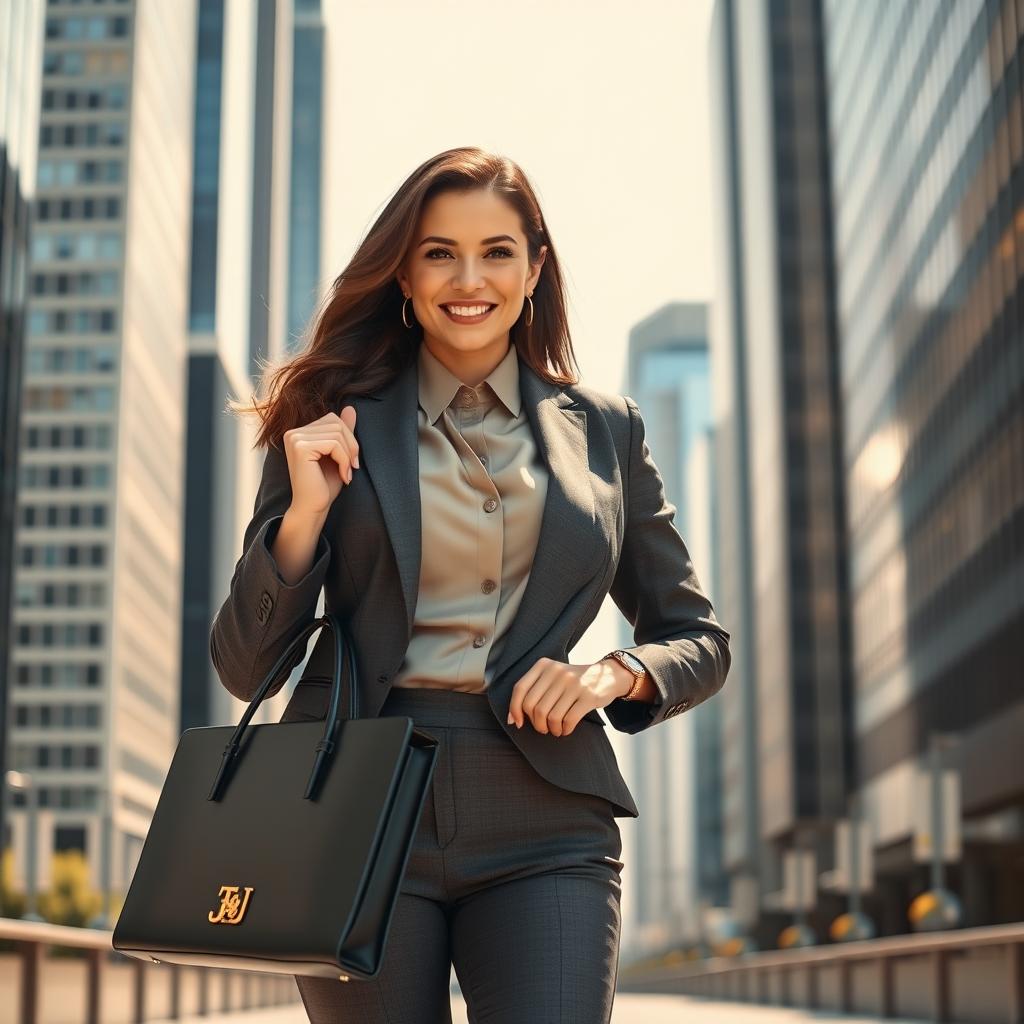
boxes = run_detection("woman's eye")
[424,247,515,260]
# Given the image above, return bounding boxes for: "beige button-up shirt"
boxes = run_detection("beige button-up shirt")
[390,341,549,693]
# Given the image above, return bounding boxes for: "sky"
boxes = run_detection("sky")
[320,0,718,397]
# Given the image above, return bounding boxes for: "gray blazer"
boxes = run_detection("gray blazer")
[209,347,731,818]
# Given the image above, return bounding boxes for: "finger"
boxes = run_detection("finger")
[295,437,353,483]
[552,694,589,736]
[290,408,360,469]
[299,430,358,481]
[559,705,589,736]
[529,679,564,735]
[508,659,545,728]
[523,672,558,734]
[532,677,578,736]
[292,423,360,471]
[546,689,585,737]
[333,425,359,473]
[340,406,359,467]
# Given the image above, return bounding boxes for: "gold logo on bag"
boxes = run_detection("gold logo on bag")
[207,885,254,924]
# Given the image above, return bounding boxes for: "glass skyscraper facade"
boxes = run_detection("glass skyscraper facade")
[825,0,1024,926]
[7,0,196,896]
[709,0,853,948]
[709,0,1024,943]
[0,0,44,856]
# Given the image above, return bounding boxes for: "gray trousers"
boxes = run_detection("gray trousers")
[294,687,625,1023]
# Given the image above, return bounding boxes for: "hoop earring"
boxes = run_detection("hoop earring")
[525,294,534,327]
[402,295,415,329]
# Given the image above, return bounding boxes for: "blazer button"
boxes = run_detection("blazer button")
[483,497,498,513]
[377,673,389,684]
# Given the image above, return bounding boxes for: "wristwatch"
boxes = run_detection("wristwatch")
[603,649,647,700]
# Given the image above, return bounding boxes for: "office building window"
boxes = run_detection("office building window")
[55,824,89,851]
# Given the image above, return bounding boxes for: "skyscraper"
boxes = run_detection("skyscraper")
[710,0,1024,943]
[8,0,197,896]
[709,0,853,947]
[182,0,298,734]
[824,0,1024,929]
[0,0,45,861]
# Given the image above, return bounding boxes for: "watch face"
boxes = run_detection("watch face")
[617,651,645,675]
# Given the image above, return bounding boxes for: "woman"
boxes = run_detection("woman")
[210,147,731,1023]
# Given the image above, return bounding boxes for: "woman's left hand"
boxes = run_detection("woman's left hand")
[506,658,630,736]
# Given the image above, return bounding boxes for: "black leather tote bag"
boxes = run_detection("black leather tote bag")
[112,612,439,982]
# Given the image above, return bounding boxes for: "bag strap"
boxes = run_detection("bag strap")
[207,612,357,801]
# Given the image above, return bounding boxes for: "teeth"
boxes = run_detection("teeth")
[445,304,492,316]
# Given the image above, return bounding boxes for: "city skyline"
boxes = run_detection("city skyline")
[1,4,1022,1013]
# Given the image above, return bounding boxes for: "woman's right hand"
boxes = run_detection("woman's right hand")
[283,406,360,517]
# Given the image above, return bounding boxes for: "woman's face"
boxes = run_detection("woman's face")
[397,188,546,376]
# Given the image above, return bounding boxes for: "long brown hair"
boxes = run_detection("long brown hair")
[230,147,580,449]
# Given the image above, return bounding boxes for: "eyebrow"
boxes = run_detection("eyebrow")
[417,235,518,247]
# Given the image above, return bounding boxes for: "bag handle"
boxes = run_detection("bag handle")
[207,612,357,802]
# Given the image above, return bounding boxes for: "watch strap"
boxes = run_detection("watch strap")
[605,650,646,700]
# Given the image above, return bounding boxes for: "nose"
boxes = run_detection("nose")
[451,257,486,292]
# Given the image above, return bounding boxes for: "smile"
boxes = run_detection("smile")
[440,303,497,324]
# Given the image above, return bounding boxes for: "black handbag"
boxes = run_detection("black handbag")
[111,612,439,982]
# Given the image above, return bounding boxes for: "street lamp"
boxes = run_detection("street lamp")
[909,732,963,932]
[5,770,45,923]
[828,791,876,942]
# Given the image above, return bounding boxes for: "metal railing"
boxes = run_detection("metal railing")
[0,917,302,1024]
[617,920,1024,1023]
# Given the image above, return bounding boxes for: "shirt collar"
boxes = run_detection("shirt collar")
[418,341,522,424]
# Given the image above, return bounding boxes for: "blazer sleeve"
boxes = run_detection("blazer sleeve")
[602,395,732,734]
[209,441,332,703]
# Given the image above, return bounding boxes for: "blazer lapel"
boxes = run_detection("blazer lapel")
[348,346,604,684]
[487,359,603,688]
[346,357,422,640]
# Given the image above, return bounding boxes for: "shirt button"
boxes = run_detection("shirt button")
[483,497,498,512]
[472,634,487,648]
[481,579,496,594]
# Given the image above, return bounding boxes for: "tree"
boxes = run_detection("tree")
[0,847,28,953]
[37,850,102,928]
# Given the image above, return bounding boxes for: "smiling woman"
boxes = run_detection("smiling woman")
[214,146,730,1024]
[228,147,580,448]
[397,188,547,382]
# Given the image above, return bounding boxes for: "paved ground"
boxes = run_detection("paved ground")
[174,992,923,1023]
